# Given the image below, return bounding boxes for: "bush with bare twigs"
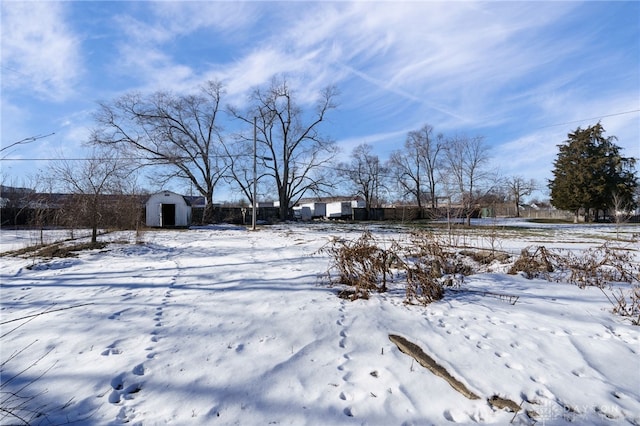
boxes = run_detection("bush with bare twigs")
[401,231,471,304]
[318,230,463,305]
[317,230,399,300]
[319,229,638,320]
[562,243,638,289]
[403,262,445,305]
[507,245,556,279]
[509,242,640,324]
[601,286,640,325]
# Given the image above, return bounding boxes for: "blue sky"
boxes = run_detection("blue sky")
[1,1,639,201]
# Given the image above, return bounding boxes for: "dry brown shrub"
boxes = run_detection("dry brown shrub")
[509,243,640,324]
[404,263,445,305]
[602,286,640,325]
[460,249,510,264]
[563,243,639,289]
[507,246,555,279]
[318,230,398,300]
[407,231,470,276]
[319,230,494,305]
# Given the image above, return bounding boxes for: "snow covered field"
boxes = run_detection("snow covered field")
[1,221,639,425]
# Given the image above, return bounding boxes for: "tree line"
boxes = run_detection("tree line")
[3,76,638,231]
[339,121,638,225]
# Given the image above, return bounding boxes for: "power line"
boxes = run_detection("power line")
[0,154,238,162]
[537,109,640,130]
[1,132,56,153]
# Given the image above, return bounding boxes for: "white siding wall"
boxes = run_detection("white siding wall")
[145,191,192,227]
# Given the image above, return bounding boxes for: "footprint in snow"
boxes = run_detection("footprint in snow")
[339,331,347,348]
[443,408,468,422]
[571,368,586,377]
[506,362,523,370]
[108,374,126,403]
[111,373,126,389]
[109,384,143,404]
[536,387,555,399]
[108,390,121,404]
[122,383,142,400]
[101,345,122,356]
[108,311,122,320]
[475,341,490,350]
[132,363,146,376]
[530,375,546,384]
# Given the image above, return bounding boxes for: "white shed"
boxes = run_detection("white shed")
[296,202,327,218]
[326,201,353,218]
[145,191,192,227]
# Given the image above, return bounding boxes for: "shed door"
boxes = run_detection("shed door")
[161,204,176,227]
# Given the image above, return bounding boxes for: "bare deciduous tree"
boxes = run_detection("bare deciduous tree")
[388,124,443,214]
[341,143,387,219]
[49,146,134,243]
[442,135,492,226]
[505,176,537,217]
[93,81,226,223]
[221,125,271,208]
[229,76,339,220]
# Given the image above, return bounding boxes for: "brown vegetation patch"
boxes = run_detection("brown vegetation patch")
[9,241,110,260]
[487,394,521,413]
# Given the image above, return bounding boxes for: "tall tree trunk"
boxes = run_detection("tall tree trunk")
[202,192,215,224]
[279,192,288,221]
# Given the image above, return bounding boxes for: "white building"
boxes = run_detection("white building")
[145,191,192,227]
[295,201,327,218]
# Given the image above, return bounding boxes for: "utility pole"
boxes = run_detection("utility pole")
[252,117,257,231]
[251,117,272,230]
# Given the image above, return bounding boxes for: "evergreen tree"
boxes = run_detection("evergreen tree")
[549,123,637,222]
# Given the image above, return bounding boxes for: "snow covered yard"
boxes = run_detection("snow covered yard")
[1,222,639,425]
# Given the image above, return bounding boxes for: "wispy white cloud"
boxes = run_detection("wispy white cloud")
[107,2,262,94]
[1,1,82,101]
[493,93,640,185]
[2,0,636,196]
[187,1,580,134]
[336,128,411,155]
[152,1,257,36]
[328,2,580,126]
